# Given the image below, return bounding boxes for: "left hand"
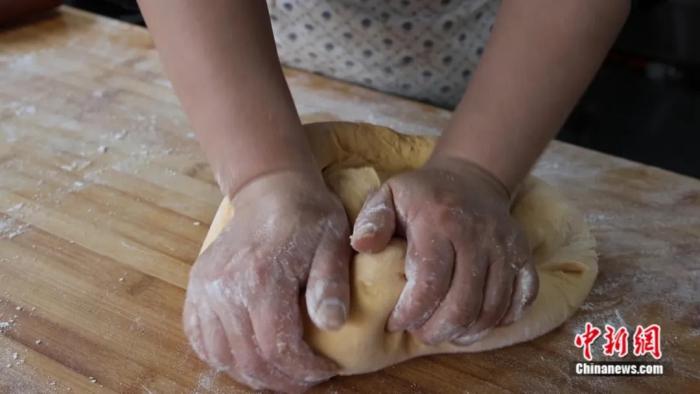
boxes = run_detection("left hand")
[350,155,538,345]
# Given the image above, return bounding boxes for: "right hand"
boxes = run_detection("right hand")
[183,171,352,392]
[350,157,537,346]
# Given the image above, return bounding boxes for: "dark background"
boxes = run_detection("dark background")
[65,0,700,179]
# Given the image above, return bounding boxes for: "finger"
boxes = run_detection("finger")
[184,299,258,388]
[500,261,538,325]
[184,285,244,376]
[250,276,337,384]
[207,281,308,392]
[306,226,352,330]
[183,296,208,362]
[194,299,236,371]
[452,246,516,346]
[351,184,396,253]
[413,243,488,345]
[387,232,454,333]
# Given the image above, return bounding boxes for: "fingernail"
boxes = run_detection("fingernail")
[453,329,492,346]
[352,221,377,240]
[305,374,334,384]
[317,299,346,329]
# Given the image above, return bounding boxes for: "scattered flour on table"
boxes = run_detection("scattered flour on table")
[59,158,92,173]
[113,129,129,140]
[4,101,37,117]
[0,208,29,240]
[193,370,228,394]
[4,53,36,71]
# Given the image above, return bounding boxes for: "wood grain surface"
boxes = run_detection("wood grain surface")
[0,6,698,393]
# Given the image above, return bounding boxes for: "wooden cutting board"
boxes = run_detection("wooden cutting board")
[0,6,698,393]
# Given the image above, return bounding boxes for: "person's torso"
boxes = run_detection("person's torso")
[268,0,499,108]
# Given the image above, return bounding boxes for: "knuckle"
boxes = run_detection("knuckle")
[435,206,469,234]
[248,262,273,287]
[260,333,305,369]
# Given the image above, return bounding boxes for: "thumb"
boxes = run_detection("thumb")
[306,224,352,330]
[351,183,396,253]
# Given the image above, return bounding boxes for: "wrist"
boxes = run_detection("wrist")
[203,123,320,198]
[425,154,512,202]
[218,157,322,200]
[230,169,326,209]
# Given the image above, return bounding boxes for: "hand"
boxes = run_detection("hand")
[184,171,352,392]
[351,156,538,346]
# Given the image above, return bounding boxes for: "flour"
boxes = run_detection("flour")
[0,123,20,143]
[113,129,128,140]
[59,159,92,172]
[6,54,36,71]
[0,101,37,117]
[0,215,29,240]
[5,101,37,117]
[192,370,232,394]
[352,221,378,238]
[614,309,628,328]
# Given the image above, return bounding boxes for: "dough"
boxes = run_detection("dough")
[199,122,598,375]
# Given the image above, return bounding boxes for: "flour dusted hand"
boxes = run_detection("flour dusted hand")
[184,171,351,392]
[351,156,538,346]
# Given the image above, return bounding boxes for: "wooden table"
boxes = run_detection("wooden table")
[1,6,698,393]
